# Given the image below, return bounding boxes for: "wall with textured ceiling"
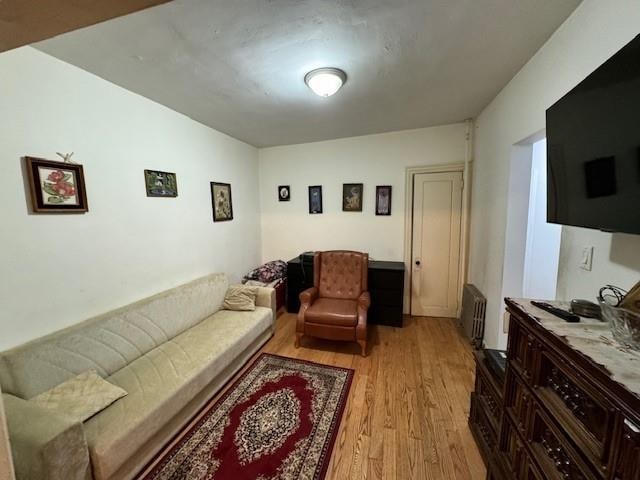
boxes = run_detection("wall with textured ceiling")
[0,47,261,350]
[469,0,640,349]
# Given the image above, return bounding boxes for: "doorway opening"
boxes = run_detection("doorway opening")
[502,135,561,305]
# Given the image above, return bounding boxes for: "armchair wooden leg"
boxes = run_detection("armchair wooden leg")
[295,333,303,348]
[357,339,367,357]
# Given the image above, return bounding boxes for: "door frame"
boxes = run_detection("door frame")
[403,163,469,317]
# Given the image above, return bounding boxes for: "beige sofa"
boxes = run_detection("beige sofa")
[0,273,275,480]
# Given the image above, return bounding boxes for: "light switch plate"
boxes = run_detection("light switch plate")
[580,246,594,271]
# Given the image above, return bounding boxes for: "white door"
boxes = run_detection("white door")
[411,171,463,317]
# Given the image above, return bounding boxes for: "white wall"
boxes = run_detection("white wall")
[469,0,640,349]
[0,47,261,350]
[522,139,561,299]
[259,123,468,263]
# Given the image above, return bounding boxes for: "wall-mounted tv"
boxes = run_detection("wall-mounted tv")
[546,34,640,235]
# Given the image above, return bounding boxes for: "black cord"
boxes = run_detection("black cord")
[598,284,627,306]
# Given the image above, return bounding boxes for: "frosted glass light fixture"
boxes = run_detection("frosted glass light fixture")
[304,68,347,97]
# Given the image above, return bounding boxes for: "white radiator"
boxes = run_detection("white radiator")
[461,284,486,349]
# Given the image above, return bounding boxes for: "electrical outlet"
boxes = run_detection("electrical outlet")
[580,246,594,271]
[503,311,510,334]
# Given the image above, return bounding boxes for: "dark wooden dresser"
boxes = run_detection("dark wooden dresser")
[471,298,640,480]
[286,255,405,327]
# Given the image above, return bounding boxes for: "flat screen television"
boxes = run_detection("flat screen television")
[546,34,640,234]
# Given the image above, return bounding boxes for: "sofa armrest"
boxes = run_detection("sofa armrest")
[299,287,318,306]
[3,394,90,480]
[254,287,276,323]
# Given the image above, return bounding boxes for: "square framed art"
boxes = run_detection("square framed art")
[308,185,323,214]
[144,169,178,197]
[342,183,363,212]
[25,156,88,213]
[211,182,233,221]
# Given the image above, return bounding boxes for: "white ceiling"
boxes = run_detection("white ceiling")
[35,0,581,147]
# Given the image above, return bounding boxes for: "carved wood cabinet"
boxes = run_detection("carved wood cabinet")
[471,298,640,480]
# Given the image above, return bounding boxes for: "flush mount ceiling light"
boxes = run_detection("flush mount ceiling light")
[304,68,347,97]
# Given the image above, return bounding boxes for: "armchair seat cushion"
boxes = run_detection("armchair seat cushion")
[305,298,358,326]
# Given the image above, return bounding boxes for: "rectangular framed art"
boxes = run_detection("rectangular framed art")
[25,156,88,213]
[375,185,392,215]
[144,169,178,197]
[308,185,323,214]
[211,182,233,221]
[342,183,363,212]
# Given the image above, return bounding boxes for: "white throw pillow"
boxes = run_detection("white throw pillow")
[223,285,258,311]
[30,370,127,422]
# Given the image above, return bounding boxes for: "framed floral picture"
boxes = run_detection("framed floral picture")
[211,182,233,222]
[342,183,363,212]
[144,169,178,197]
[375,185,392,215]
[25,157,88,213]
[308,185,323,214]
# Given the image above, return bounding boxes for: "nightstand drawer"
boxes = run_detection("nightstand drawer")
[370,288,402,307]
[369,305,403,327]
[369,269,403,290]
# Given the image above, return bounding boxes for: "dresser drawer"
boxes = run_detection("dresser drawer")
[507,315,541,384]
[499,417,526,479]
[370,288,403,307]
[520,450,545,480]
[470,392,499,464]
[611,416,640,480]
[368,269,403,290]
[504,368,533,437]
[369,305,403,327]
[475,365,502,434]
[537,349,615,473]
[529,402,598,480]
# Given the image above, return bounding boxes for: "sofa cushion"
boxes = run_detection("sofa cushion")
[30,370,127,423]
[83,306,272,480]
[223,285,258,311]
[0,273,229,399]
[305,298,358,326]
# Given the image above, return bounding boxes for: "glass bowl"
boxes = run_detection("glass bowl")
[600,302,640,351]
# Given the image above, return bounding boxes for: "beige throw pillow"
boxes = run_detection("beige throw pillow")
[223,285,258,311]
[30,370,127,423]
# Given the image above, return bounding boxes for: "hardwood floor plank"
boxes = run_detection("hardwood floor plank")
[253,312,485,479]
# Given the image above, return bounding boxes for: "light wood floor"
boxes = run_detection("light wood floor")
[255,312,485,480]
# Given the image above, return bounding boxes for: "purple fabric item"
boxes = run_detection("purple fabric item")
[243,260,287,283]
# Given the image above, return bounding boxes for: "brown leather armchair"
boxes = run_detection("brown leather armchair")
[295,250,370,356]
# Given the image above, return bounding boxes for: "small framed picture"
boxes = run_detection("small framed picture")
[211,182,233,222]
[376,185,392,215]
[308,185,323,214]
[25,156,88,213]
[278,185,290,201]
[144,169,178,197]
[342,183,363,212]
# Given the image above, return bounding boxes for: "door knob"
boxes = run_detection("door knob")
[415,260,421,266]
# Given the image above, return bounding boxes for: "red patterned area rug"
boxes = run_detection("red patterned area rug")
[141,353,354,480]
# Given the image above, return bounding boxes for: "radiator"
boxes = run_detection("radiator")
[461,284,486,349]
